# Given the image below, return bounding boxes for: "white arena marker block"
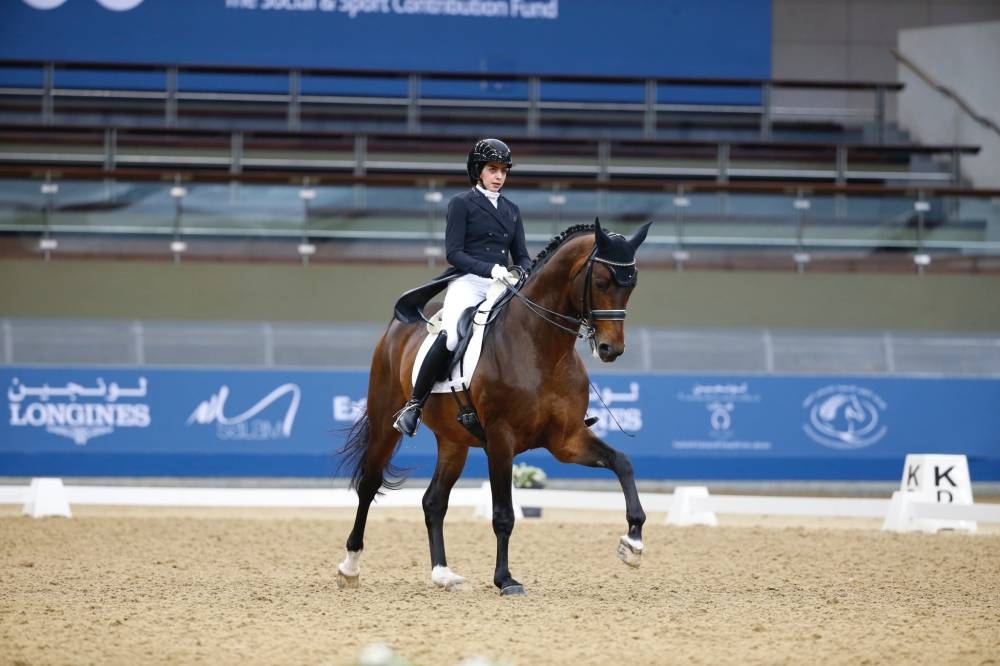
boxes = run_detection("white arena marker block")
[882,454,976,534]
[23,477,72,518]
[473,481,492,519]
[666,486,717,527]
[882,491,915,533]
[473,481,523,520]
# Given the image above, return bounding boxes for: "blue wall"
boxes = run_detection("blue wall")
[2,1,770,76]
[1,1,771,102]
[3,367,998,481]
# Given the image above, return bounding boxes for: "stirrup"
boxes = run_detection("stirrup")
[393,400,422,436]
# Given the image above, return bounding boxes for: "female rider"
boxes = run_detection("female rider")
[393,138,532,436]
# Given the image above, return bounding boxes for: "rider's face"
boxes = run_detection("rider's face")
[478,162,508,192]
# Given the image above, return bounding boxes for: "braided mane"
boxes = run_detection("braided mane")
[530,223,595,273]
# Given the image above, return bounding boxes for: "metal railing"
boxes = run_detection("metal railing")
[1,59,904,141]
[892,49,1000,140]
[0,124,975,184]
[3,177,998,271]
[4,319,999,377]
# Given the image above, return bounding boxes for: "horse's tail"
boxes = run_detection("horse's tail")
[337,318,413,493]
[336,409,371,491]
[336,408,410,494]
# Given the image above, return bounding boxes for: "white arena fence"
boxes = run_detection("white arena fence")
[6,318,1000,376]
[4,479,999,534]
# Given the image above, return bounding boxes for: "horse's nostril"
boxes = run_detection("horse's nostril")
[599,343,611,353]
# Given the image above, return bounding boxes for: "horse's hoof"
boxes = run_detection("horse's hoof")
[434,577,468,592]
[617,535,644,568]
[431,565,468,591]
[337,571,360,589]
[500,584,526,596]
[338,550,362,588]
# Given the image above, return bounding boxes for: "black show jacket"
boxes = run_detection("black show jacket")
[444,188,532,279]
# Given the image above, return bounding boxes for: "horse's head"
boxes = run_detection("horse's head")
[579,218,653,362]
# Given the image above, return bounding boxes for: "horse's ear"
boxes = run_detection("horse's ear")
[628,220,653,251]
[594,216,611,249]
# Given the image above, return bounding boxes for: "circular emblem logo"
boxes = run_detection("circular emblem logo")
[803,384,888,450]
[94,0,145,9]
[21,0,145,8]
[22,0,69,9]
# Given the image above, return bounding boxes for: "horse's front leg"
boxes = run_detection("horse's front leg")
[485,430,525,596]
[424,439,469,591]
[555,432,647,567]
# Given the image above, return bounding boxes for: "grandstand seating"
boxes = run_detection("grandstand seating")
[0,60,904,140]
[1,58,997,273]
[0,124,977,184]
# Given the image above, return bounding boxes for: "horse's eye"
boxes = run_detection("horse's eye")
[595,277,611,290]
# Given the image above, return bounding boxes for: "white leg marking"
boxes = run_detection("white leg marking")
[431,565,468,591]
[339,550,362,577]
[617,535,644,567]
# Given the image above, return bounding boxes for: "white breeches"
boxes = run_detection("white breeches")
[441,274,493,351]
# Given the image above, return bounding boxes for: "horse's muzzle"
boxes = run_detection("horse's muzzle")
[596,341,624,362]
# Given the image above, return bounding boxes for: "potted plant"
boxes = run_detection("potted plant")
[512,462,546,518]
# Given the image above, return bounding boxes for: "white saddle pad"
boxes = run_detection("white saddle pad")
[412,279,507,394]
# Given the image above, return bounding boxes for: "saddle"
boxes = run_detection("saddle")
[424,303,480,379]
[410,279,512,394]
[396,271,522,445]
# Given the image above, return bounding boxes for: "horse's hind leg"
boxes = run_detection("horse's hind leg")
[338,461,380,588]
[423,439,469,590]
[338,320,425,588]
[554,432,647,567]
[338,382,407,588]
[337,436,393,588]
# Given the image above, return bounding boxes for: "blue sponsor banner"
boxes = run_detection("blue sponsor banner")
[577,375,1000,482]
[0,1,770,103]
[2,367,998,480]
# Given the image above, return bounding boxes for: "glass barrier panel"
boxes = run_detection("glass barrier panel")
[2,179,998,259]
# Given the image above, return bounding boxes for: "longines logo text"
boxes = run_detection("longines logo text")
[7,377,151,445]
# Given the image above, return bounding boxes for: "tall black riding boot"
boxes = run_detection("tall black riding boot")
[393,333,453,436]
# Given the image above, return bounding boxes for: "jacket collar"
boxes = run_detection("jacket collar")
[469,187,508,227]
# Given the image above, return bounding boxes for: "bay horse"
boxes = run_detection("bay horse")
[337,218,652,595]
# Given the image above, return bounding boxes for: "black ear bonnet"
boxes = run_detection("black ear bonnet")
[593,219,652,286]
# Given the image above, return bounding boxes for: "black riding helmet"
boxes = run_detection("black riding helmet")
[466,138,512,185]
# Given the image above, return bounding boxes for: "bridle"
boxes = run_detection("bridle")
[497,245,636,351]
[582,246,635,323]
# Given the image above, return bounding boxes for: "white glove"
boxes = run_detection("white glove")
[490,264,511,282]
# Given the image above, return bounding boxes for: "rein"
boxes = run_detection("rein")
[484,234,643,438]
[497,272,589,339]
[494,247,636,348]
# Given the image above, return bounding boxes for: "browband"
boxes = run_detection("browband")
[592,255,637,287]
